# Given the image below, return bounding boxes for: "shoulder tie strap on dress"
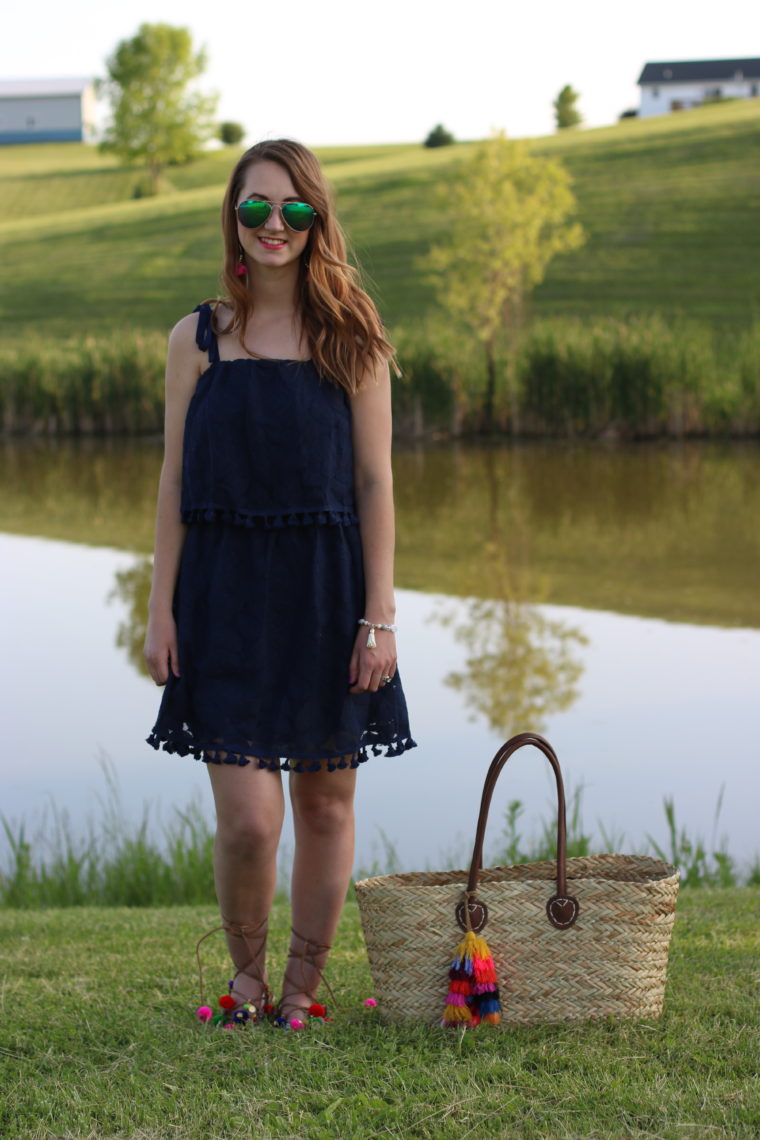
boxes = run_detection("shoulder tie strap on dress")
[193,303,220,364]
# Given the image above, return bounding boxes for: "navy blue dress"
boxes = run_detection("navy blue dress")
[147,304,416,772]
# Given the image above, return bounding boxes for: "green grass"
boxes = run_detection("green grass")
[1,100,759,339]
[0,891,758,1138]
[0,140,468,337]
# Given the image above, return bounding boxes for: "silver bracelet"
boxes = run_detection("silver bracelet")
[358,617,398,649]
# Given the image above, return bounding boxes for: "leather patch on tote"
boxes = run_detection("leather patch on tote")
[455,897,489,934]
[546,894,579,929]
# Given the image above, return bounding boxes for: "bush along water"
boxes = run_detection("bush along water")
[392,315,760,438]
[516,316,760,438]
[0,329,166,435]
[1,315,758,438]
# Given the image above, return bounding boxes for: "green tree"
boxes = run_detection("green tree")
[424,123,455,148]
[219,120,245,146]
[554,84,583,130]
[422,134,585,430]
[99,23,218,194]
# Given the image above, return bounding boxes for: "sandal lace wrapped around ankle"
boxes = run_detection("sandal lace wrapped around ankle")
[195,915,271,1027]
[274,927,338,1029]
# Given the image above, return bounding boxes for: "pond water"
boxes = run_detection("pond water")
[1,440,759,874]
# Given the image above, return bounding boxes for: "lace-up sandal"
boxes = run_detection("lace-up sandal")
[195,915,272,1027]
[274,927,337,1029]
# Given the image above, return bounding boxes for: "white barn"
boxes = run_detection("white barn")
[637,58,760,118]
[0,78,96,144]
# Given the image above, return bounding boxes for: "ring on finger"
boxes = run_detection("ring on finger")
[381,674,392,685]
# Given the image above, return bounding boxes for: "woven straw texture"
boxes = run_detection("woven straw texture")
[355,853,679,1025]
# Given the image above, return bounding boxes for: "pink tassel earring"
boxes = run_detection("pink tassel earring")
[235,248,247,277]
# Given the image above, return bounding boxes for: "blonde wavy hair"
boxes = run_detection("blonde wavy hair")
[208,139,396,394]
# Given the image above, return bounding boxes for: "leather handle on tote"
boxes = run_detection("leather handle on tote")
[454,732,580,934]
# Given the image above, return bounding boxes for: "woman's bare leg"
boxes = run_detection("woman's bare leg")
[206,761,285,1003]
[280,763,357,1017]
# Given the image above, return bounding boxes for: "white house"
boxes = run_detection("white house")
[637,59,760,118]
[0,78,96,144]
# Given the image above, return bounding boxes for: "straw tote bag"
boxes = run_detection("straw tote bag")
[355,732,680,1026]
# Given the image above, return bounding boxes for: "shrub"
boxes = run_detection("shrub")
[424,124,455,148]
[219,120,245,145]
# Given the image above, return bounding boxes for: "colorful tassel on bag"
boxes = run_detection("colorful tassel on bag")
[441,929,501,1027]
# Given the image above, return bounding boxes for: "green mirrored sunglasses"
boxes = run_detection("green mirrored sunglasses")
[236,199,317,232]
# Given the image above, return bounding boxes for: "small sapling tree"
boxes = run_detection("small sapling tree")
[422,134,585,430]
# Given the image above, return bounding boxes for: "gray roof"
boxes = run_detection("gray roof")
[0,78,93,97]
[638,59,760,85]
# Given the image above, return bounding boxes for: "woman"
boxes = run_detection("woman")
[144,139,415,1028]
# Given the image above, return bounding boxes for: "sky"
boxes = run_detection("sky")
[2,0,757,145]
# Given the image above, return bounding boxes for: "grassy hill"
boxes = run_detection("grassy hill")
[2,894,759,1139]
[0,100,759,339]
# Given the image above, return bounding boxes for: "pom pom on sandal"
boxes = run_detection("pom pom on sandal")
[195,916,270,1029]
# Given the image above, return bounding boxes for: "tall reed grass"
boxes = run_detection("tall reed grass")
[0,763,218,908]
[517,316,760,437]
[392,315,760,437]
[0,329,166,435]
[490,786,760,889]
[2,768,756,908]
[1,316,758,437]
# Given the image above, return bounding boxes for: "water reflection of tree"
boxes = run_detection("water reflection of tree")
[433,446,587,736]
[110,449,588,722]
[435,588,587,737]
[109,557,153,677]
